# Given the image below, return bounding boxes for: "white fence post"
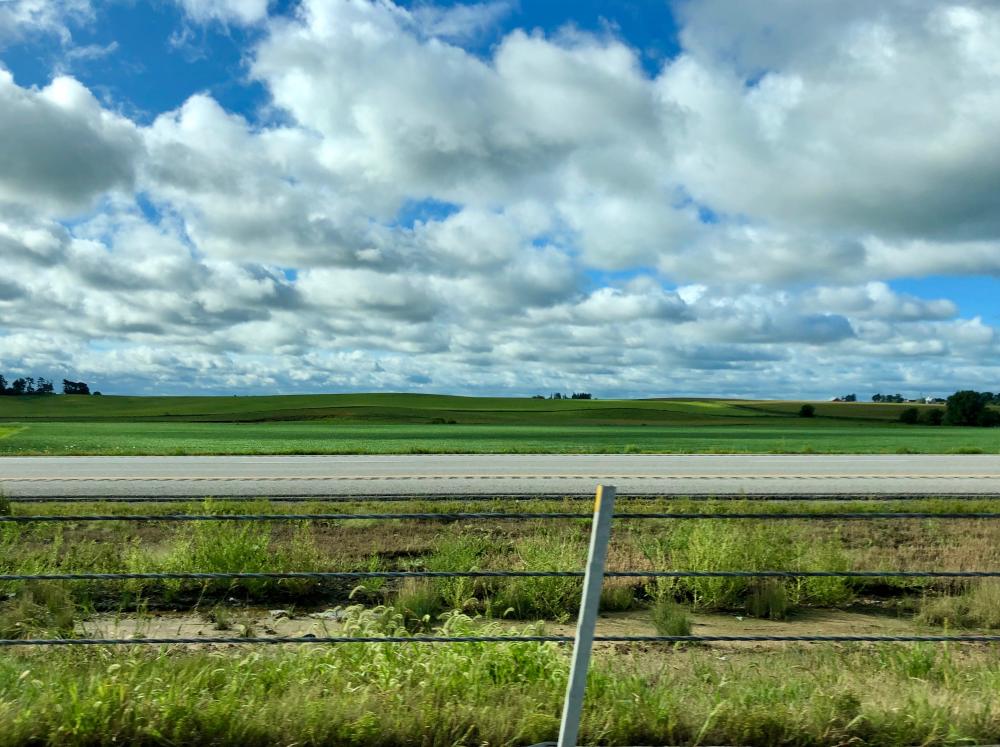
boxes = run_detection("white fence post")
[557,484,616,747]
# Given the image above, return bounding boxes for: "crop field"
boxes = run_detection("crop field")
[0,393,997,455]
[2,495,1000,744]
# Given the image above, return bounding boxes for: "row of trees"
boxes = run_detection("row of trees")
[803,390,998,427]
[899,390,998,427]
[0,375,91,396]
[531,392,593,400]
[0,375,56,395]
[872,393,907,403]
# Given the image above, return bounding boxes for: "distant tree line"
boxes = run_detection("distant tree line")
[0,375,55,395]
[872,393,906,403]
[531,392,593,400]
[0,375,93,396]
[898,390,999,427]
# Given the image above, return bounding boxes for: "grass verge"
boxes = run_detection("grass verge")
[1,609,999,746]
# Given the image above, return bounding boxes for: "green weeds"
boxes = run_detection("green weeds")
[638,519,853,614]
[745,579,789,620]
[425,532,490,611]
[2,633,999,745]
[487,536,585,621]
[0,582,76,639]
[651,597,692,636]
[393,579,444,631]
[124,515,322,602]
[917,580,1000,629]
[599,583,637,613]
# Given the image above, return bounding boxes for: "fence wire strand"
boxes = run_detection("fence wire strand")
[3,569,1000,582]
[5,511,1000,523]
[7,493,1000,504]
[3,634,1000,647]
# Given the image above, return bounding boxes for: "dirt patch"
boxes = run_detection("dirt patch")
[545,608,924,649]
[80,609,349,640]
[80,606,928,650]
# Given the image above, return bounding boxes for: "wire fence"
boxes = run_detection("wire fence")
[2,492,999,646]
[6,483,1000,746]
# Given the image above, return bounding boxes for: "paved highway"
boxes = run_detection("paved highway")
[1,454,999,497]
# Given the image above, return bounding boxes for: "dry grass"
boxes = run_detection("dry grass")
[918,580,1000,629]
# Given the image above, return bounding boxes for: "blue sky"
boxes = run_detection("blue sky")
[1,2,272,119]
[0,0,998,397]
[892,277,999,325]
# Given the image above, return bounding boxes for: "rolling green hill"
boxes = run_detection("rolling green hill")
[0,393,995,455]
[0,392,939,425]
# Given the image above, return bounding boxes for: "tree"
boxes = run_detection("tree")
[945,390,989,426]
[842,393,857,402]
[10,378,25,395]
[35,378,54,394]
[920,409,944,426]
[978,408,1000,427]
[899,407,919,424]
[62,380,91,395]
[798,404,816,418]
[0,375,6,395]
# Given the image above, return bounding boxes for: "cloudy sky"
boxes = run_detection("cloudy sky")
[1,0,999,398]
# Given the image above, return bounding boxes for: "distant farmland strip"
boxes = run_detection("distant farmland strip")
[0,393,996,455]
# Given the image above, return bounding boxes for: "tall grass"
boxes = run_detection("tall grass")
[651,597,692,636]
[392,579,444,631]
[424,532,490,611]
[638,519,853,614]
[0,582,76,639]
[918,580,1000,629]
[1,617,998,745]
[125,517,322,602]
[487,536,586,621]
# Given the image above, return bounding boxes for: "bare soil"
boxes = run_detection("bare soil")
[81,606,930,651]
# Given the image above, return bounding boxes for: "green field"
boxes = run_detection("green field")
[0,393,996,455]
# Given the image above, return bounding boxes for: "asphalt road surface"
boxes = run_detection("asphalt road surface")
[1,454,999,498]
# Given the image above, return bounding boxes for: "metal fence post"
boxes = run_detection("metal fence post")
[557,484,616,747]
